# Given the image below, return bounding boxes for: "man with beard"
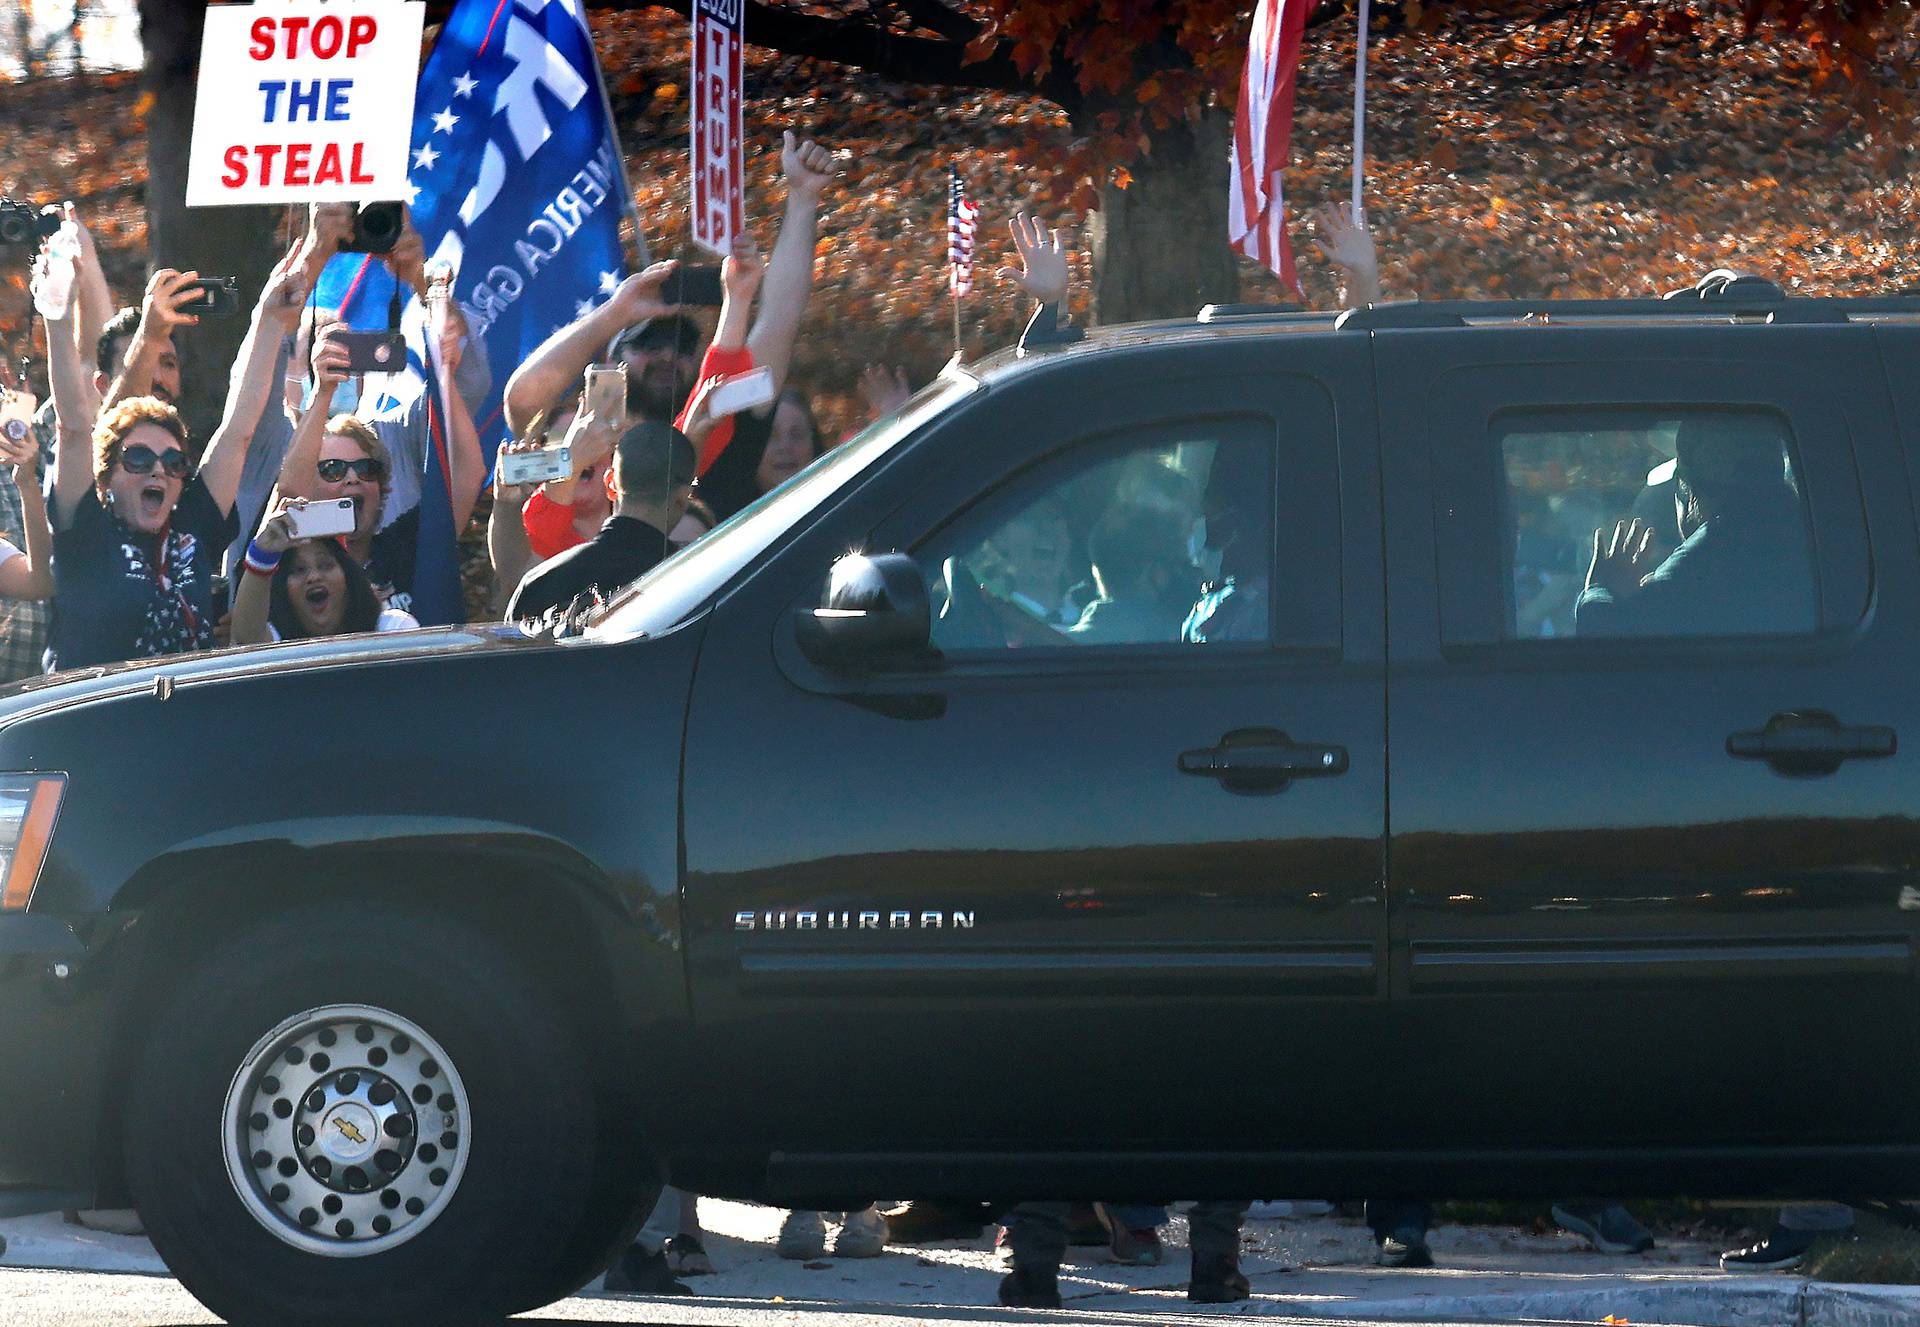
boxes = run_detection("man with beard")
[501,131,836,455]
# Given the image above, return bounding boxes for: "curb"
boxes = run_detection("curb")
[1254,1278,1920,1326]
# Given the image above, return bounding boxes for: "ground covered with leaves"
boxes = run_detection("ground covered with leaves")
[0,9,1914,436]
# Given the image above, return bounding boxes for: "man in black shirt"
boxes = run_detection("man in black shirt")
[508,420,694,622]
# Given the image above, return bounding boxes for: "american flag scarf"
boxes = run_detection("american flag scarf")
[1228,0,1310,297]
[948,168,979,297]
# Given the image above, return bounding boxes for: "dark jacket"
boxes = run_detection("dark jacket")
[507,515,670,622]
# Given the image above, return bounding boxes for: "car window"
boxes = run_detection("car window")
[915,418,1278,652]
[1498,407,1818,640]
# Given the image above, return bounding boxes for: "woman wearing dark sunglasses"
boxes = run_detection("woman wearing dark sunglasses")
[43,243,305,671]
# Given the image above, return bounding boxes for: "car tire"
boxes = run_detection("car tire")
[124,902,597,1327]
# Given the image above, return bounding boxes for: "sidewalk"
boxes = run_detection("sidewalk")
[5,1200,1919,1325]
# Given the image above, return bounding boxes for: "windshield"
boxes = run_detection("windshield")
[591,370,979,640]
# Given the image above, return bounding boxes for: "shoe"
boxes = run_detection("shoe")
[603,1244,692,1295]
[998,1266,1062,1309]
[778,1210,828,1260]
[1189,1260,1251,1303]
[665,1233,714,1275]
[1376,1226,1434,1269]
[63,1209,145,1237]
[1721,1225,1821,1272]
[1553,1203,1656,1255]
[832,1207,890,1258]
[883,1201,987,1244]
[1094,1203,1162,1266]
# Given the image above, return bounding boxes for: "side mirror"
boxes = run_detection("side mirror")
[794,551,932,669]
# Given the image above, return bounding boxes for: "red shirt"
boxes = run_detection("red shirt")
[678,343,755,475]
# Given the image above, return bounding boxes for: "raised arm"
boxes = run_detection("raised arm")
[195,242,311,516]
[435,309,486,531]
[65,204,114,364]
[487,443,541,614]
[1310,202,1382,309]
[275,323,351,500]
[746,132,835,395]
[45,281,101,530]
[231,498,300,645]
[103,268,205,412]
[502,260,681,437]
[0,430,53,601]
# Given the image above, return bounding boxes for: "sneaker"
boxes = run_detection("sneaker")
[1189,1260,1251,1303]
[1721,1225,1821,1272]
[883,1201,988,1244]
[1094,1203,1163,1266]
[998,1266,1062,1309]
[1376,1226,1434,1269]
[665,1233,714,1275]
[778,1210,828,1260]
[603,1244,692,1295]
[832,1206,890,1258]
[1552,1203,1655,1255]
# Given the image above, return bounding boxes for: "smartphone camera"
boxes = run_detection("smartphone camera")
[666,264,725,307]
[342,201,406,255]
[187,277,241,320]
[0,200,59,249]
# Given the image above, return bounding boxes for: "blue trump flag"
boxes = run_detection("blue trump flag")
[315,0,634,622]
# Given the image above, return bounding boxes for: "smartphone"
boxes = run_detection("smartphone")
[497,445,573,487]
[185,276,240,320]
[584,364,627,432]
[337,329,407,375]
[666,264,725,307]
[285,497,358,539]
[706,367,776,418]
[0,388,37,447]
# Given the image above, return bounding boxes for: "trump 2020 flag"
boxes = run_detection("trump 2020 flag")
[318,0,634,442]
[1228,0,1309,297]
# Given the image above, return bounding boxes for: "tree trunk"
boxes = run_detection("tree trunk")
[1087,111,1239,325]
[139,0,281,444]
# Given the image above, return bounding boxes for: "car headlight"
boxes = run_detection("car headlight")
[0,775,65,911]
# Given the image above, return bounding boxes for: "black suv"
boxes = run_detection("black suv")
[1,286,1918,1325]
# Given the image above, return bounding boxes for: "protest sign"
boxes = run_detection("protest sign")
[691,0,744,255]
[186,0,426,207]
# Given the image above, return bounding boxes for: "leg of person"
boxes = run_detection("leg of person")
[1187,1200,1252,1303]
[998,1202,1070,1308]
[1722,1203,1854,1271]
[1366,1199,1435,1269]
[666,1192,713,1275]
[832,1204,892,1258]
[1096,1202,1168,1266]
[1551,1200,1656,1255]
[605,1187,692,1294]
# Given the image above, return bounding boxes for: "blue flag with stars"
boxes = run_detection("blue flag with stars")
[317,0,633,454]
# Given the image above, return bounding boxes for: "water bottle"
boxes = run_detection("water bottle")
[30,223,79,322]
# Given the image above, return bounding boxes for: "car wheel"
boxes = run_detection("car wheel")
[124,903,596,1327]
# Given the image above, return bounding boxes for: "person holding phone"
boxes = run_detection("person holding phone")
[41,243,308,670]
[0,415,54,605]
[229,496,419,644]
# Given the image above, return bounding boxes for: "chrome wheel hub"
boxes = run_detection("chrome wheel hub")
[223,1004,470,1257]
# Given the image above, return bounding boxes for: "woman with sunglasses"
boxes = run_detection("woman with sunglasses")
[229,497,419,645]
[43,243,304,671]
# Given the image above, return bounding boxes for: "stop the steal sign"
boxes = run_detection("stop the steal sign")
[186,0,426,207]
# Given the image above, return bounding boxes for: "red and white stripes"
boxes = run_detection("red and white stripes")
[1229,0,1311,297]
[948,168,979,297]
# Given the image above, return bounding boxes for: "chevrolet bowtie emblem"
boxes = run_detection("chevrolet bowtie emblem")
[333,1118,368,1146]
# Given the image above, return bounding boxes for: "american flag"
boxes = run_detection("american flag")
[948,168,979,297]
[1229,0,1310,296]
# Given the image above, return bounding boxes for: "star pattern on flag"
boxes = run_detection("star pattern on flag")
[413,143,441,171]
[598,270,620,295]
[405,181,422,206]
[432,108,460,134]
[451,73,478,98]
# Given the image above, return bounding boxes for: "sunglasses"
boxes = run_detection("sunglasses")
[121,444,190,479]
[316,457,386,483]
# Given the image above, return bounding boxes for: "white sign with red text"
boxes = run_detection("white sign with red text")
[690,0,743,256]
[185,0,426,208]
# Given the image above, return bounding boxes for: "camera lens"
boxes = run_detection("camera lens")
[353,202,405,256]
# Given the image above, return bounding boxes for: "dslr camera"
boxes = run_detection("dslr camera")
[340,201,406,256]
[0,199,59,249]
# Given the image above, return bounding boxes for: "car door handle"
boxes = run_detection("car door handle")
[1728,711,1896,776]
[1179,729,1348,793]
